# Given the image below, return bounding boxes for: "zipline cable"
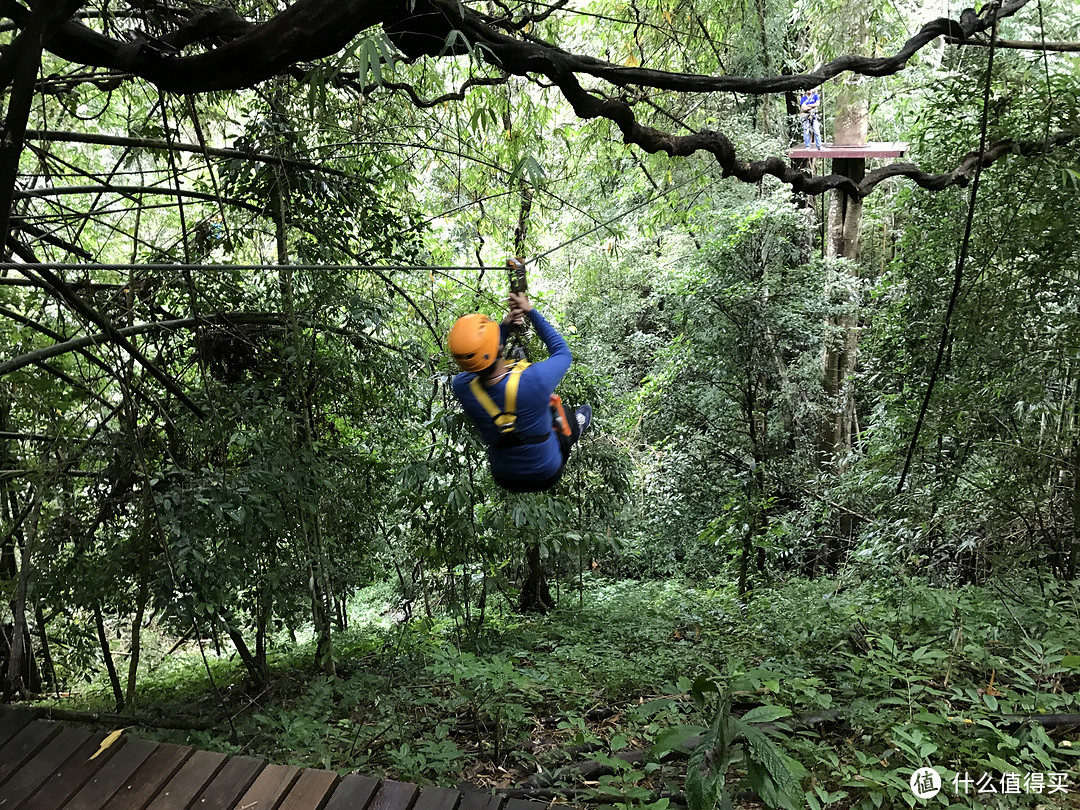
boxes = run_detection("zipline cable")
[531,169,711,263]
[0,262,495,272]
[895,7,1000,496]
[2,169,713,276]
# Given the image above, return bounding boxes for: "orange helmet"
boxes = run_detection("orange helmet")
[448,313,500,372]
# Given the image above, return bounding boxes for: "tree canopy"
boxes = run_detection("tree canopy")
[7,0,1075,200]
[2,1,1080,807]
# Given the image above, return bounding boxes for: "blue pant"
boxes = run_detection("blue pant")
[801,113,822,148]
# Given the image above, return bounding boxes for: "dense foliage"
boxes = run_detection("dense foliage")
[2,0,1079,808]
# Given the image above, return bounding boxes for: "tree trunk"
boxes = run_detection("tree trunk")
[255,593,269,677]
[0,385,18,582]
[520,540,553,612]
[304,510,337,678]
[0,4,46,252]
[94,604,125,712]
[818,89,868,569]
[266,91,337,678]
[3,489,42,701]
[126,550,150,706]
[34,602,56,695]
[1069,387,1080,580]
[753,0,773,133]
[0,2,84,248]
[739,388,769,595]
[218,609,266,688]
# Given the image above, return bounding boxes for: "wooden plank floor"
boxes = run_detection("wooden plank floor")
[788,141,909,159]
[0,709,553,810]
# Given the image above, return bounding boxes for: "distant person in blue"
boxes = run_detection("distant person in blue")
[799,88,823,150]
[448,291,591,492]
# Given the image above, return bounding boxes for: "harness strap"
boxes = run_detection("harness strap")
[468,361,567,448]
[468,360,530,434]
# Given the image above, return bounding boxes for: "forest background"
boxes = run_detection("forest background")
[1,0,1079,808]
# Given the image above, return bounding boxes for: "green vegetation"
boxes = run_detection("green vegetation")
[2,0,1080,809]
[63,578,1080,809]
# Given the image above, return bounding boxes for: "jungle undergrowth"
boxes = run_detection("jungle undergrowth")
[65,575,1080,809]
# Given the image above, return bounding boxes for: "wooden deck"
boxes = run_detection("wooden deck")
[0,709,549,810]
[788,142,909,159]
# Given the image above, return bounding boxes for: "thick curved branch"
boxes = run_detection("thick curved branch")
[35,0,468,91]
[859,132,1078,193]
[23,0,1060,200]
[948,36,1080,52]
[35,0,1028,95]
[476,23,1077,197]
[499,1,1029,92]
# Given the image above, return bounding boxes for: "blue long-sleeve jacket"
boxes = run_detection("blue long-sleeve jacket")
[452,309,571,485]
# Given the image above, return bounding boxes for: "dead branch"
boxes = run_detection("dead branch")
[36,706,215,731]
[12,265,205,417]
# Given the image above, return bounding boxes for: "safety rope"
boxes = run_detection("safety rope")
[895,7,1000,496]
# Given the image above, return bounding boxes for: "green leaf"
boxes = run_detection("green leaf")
[686,703,730,810]
[636,698,678,718]
[734,719,803,808]
[652,724,706,758]
[741,705,792,724]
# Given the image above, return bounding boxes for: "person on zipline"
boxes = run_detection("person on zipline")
[799,88,824,150]
[448,291,592,492]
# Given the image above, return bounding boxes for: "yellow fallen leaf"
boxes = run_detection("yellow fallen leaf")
[89,728,126,760]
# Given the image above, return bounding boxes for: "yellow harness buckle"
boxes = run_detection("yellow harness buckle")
[469,360,530,434]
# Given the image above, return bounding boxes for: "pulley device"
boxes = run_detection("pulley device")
[507,256,528,295]
[505,257,530,361]
[503,256,571,439]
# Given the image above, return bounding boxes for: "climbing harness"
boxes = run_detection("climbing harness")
[470,358,529,435]
[468,358,550,447]
[468,364,571,448]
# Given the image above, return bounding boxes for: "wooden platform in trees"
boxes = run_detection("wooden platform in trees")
[787,142,909,159]
[0,708,548,810]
